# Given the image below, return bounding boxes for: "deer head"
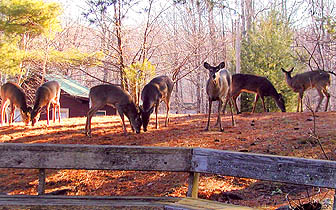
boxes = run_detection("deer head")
[204,62,226,80]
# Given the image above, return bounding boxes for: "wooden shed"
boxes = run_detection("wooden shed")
[38,74,116,120]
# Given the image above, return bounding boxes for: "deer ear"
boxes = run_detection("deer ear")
[281,68,286,73]
[204,62,210,70]
[289,67,294,73]
[218,62,225,69]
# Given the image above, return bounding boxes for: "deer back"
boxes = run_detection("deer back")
[33,81,60,111]
[283,68,330,92]
[141,76,173,113]
[1,82,31,124]
[232,74,279,97]
[296,71,330,90]
[1,82,30,112]
[89,84,142,133]
[89,84,134,108]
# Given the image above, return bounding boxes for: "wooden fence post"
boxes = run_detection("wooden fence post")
[187,172,199,198]
[38,169,46,195]
[333,190,336,210]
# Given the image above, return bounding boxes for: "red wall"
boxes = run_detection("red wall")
[39,91,116,120]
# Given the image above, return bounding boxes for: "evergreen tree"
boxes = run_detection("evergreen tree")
[240,11,304,112]
[0,0,61,76]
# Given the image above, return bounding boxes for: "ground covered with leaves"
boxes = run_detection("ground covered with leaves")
[0,111,336,209]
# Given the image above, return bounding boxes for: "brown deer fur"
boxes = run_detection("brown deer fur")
[0,82,31,126]
[85,84,142,137]
[230,74,286,113]
[282,67,330,112]
[141,76,173,132]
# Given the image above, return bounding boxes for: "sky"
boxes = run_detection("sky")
[51,0,149,26]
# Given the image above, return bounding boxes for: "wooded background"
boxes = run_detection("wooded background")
[1,0,335,113]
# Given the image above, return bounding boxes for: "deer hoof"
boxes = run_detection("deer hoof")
[85,131,92,138]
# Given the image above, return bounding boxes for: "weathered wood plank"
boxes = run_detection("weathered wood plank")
[0,195,259,209]
[0,143,192,172]
[192,148,336,188]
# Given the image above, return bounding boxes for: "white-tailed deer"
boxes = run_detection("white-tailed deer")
[85,84,142,137]
[229,74,286,113]
[282,67,331,112]
[0,82,32,126]
[31,81,61,126]
[204,62,233,131]
[140,76,174,132]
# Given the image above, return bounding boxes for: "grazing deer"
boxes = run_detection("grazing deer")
[85,84,142,137]
[0,82,32,126]
[229,74,286,114]
[31,81,61,126]
[141,76,174,132]
[282,67,331,112]
[204,62,233,131]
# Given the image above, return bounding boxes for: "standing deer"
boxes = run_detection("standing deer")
[282,67,331,112]
[204,62,233,131]
[141,76,174,132]
[85,84,142,137]
[31,81,61,126]
[229,74,286,113]
[0,82,32,126]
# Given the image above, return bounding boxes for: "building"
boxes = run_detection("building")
[12,74,116,122]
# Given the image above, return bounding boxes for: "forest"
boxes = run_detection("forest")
[1,0,336,114]
[1,1,336,210]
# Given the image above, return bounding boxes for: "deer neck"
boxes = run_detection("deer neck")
[206,78,220,99]
[142,88,160,112]
[16,95,29,113]
[284,73,294,86]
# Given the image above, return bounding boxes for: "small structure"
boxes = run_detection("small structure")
[38,74,116,120]
[11,74,116,123]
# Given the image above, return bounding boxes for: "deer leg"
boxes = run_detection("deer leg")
[224,96,235,126]
[117,108,128,135]
[164,99,170,127]
[215,100,221,126]
[9,104,14,126]
[260,96,267,112]
[52,104,56,123]
[46,103,51,125]
[57,104,61,123]
[315,89,324,112]
[1,100,9,125]
[217,100,223,132]
[232,94,241,114]
[155,102,159,129]
[297,92,303,112]
[323,88,330,112]
[85,105,103,137]
[205,99,212,131]
[252,94,259,113]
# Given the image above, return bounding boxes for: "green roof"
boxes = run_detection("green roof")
[45,74,89,98]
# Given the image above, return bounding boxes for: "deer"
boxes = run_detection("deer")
[85,84,142,137]
[228,73,286,114]
[204,62,234,132]
[0,82,32,126]
[140,75,174,132]
[282,67,331,112]
[31,81,61,126]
